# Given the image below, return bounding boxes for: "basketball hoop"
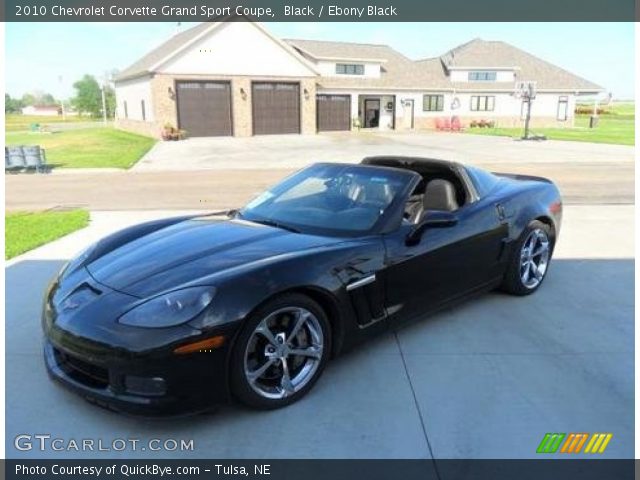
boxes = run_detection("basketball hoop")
[514,81,537,100]
[515,81,538,140]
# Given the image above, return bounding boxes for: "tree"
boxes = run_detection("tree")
[71,74,102,117]
[5,93,23,113]
[71,74,116,118]
[20,90,57,106]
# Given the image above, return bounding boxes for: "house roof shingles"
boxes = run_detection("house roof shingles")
[117,23,602,93]
[436,38,602,91]
[286,39,447,90]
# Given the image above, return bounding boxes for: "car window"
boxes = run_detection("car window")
[240,164,415,236]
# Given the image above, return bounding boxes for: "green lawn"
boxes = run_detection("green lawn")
[6,210,90,259]
[466,102,635,146]
[5,113,100,132]
[5,127,157,169]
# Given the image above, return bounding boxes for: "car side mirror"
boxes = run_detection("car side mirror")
[405,211,458,246]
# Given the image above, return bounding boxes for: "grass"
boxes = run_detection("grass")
[6,210,90,259]
[465,102,635,146]
[5,113,100,132]
[5,127,157,169]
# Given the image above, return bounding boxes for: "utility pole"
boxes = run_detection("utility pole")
[101,71,110,125]
[589,97,600,129]
[58,75,66,121]
[101,84,107,125]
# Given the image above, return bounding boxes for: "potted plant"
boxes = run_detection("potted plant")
[161,123,175,141]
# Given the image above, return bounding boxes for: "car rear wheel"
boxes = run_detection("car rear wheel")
[502,220,553,296]
[230,293,331,409]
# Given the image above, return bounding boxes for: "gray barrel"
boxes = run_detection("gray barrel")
[23,145,43,169]
[6,146,25,169]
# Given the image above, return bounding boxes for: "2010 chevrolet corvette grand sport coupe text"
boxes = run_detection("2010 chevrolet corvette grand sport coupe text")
[42,157,562,414]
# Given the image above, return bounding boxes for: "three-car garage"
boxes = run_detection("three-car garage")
[175,80,352,137]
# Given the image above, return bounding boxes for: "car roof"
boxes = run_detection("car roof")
[311,161,422,178]
[361,156,464,171]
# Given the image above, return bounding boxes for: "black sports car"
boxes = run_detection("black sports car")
[43,157,562,414]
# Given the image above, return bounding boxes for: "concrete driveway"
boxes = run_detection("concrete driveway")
[5,205,633,460]
[134,131,634,171]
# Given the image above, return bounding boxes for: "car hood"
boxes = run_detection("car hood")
[86,217,341,298]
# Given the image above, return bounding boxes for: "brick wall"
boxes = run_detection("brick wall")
[114,118,159,138]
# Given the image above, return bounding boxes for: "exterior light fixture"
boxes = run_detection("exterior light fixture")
[240,88,247,100]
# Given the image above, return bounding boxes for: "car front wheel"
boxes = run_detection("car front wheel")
[502,220,554,295]
[230,293,331,409]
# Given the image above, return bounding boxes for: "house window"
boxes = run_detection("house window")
[123,101,128,119]
[470,96,495,112]
[557,96,568,121]
[468,71,497,81]
[140,100,146,121]
[336,64,364,75]
[423,94,444,112]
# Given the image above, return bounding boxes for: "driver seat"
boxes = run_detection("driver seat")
[422,179,459,212]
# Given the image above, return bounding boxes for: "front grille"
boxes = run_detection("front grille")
[53,347,109,389]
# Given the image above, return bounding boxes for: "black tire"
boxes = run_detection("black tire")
[501,220,554,296]
[230,293,331,409]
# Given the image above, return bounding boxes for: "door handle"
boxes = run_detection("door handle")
[495,203,506,221]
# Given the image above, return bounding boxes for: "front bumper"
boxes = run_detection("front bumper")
[43,334,233,416]
[44,341,193,416]
[42,273,240,416]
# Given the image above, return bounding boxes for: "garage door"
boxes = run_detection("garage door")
[317,95,351,132]
[252,82,300,135]
[176,81,232,137]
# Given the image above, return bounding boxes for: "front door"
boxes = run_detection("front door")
[402,100,414,129]
[364,99,380,128]
[382,200,508,324]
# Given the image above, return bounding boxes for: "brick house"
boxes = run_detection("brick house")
[114,19,602,138]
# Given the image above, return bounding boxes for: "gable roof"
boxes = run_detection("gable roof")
[116,20,317,81]
[117,23,602,93]
[116,22,213,81]
[284,39,398,62]
[286,38,438,90]
[434,38,602,91]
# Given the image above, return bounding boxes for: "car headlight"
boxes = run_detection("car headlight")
[118,287,215,328]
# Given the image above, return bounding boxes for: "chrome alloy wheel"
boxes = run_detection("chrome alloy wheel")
[243,307,324,400]
[520,228,551,289]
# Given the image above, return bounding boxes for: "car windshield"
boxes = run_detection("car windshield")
[239,163,414,236]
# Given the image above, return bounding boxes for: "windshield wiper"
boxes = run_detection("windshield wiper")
[248,217,301,234]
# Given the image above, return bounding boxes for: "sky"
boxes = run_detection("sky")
[5,22,635,100]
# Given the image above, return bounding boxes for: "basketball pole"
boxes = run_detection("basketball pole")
[524,92,532,139]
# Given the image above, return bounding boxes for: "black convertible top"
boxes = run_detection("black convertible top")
[361,156,463,171]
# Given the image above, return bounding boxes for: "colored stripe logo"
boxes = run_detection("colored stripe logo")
[537,433,612,454]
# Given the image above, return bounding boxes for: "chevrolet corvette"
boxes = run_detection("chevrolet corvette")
[42,156,562,414]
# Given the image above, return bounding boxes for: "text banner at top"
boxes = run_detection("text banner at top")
[1,0,636,22]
